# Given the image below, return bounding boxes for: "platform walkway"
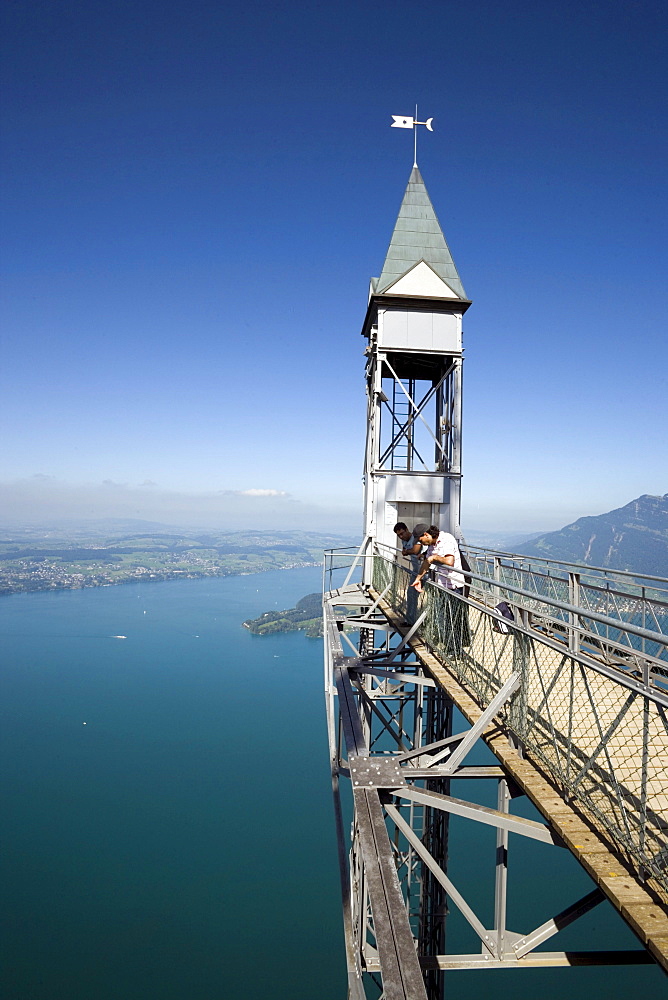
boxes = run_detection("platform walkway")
[372,555,668,903]
[324,549,668,997]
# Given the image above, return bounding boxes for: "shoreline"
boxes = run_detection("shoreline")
[0,561,322,599]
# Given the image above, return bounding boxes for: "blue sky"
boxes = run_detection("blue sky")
[1,0,666,535]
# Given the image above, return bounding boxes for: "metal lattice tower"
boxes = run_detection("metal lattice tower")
[322,162,668,998]
[361,166,470,564]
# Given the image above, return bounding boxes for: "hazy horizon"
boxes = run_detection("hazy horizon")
[0,474,662,542]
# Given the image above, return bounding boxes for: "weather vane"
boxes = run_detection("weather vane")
[391,105,434,168]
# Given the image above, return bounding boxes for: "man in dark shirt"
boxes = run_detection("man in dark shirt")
[393,522,428,568]
[393,522,428,623]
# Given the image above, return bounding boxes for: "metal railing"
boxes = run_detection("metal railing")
[465,542,668,588]
[371,553,668,902]
[464,545,668,662]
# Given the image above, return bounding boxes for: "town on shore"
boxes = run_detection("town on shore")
[0,524,353,598]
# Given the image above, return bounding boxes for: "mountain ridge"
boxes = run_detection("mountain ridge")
[513,494,668,576]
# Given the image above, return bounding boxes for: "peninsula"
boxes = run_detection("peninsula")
[243,592,323,637]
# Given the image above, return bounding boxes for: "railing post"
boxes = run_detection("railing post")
[494,555,502,605]
[509,607,530,749]
[568,572,580,655]
[640,691,650,866]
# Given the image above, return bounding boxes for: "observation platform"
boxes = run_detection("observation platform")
[323,544,668,998]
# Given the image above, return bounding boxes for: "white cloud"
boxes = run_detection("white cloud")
[236,488,289,497]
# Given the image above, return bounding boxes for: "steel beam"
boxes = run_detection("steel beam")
[366,951,655,971]
[395,786,559,845]
[354,787,428,1000]
[512,888,605,959]
[352,664,437,688]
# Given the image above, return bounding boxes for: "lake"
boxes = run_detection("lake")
[1,569,665,998]
[1,568,344,999]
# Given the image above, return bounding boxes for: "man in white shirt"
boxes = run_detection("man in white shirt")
[411,526,465,593]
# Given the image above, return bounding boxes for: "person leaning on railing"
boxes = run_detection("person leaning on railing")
[411,525,470,654]
[394,521,430,623]
[393,520,429,573]
[411,526,466,595]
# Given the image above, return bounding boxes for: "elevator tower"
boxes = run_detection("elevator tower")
[361,166,471,557]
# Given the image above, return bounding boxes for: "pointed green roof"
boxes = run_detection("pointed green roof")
[376,166,466,299]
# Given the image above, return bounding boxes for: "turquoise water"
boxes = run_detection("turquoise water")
[1,569,344,999]
[1,570,665,998]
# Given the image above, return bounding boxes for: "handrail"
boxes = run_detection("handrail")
[464,567,667,648]
[464,542,668,589]
[368,546,668,649]
[487,564,668,610]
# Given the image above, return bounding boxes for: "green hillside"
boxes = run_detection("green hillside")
[514,494,668,576]
[243,592,323,637]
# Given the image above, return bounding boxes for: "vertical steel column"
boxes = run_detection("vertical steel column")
[407,377,415,471]
[418,684,453,1000]
[435,377,445,472]
[363,349,383,581]
[494,778,511,958]
[406,666,426,908]
[450,358,463,530]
